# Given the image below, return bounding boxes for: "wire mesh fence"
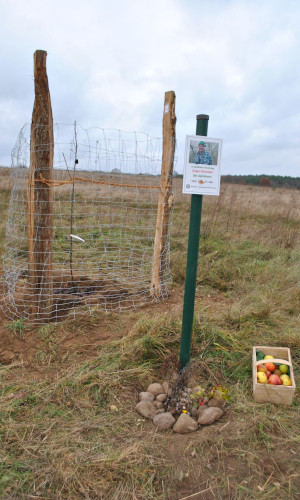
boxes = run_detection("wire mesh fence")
[2,123,174,323]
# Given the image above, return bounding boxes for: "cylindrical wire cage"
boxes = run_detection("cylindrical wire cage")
[2,123,174,323]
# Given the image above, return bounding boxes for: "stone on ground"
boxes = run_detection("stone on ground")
[147,383,164,396]
[168,406,177,415]
[136,401,156,419]
[173,413,198,433]
[156,393,167,403]
[197,407,224,425]
[190,407,198,418]
[153,412,175,430]
[139,391,155,403]
[162,381,169,393]
[197,404,208,417]
[208,397,225,409]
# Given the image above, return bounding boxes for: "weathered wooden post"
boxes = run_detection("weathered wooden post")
[150,91,176,297]
[27,50,54,321]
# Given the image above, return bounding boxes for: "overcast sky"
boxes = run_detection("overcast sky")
[1,0,300,177]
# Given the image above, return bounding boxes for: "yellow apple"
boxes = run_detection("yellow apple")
[257,372,268,384]
[281,376,292,386]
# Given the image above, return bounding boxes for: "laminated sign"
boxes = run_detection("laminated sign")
[183,135,223,195]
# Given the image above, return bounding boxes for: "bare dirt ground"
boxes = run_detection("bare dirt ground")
[0,286,231,376]
[0,288,184,375]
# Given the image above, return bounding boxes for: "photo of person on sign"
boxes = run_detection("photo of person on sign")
[193,141,213,165]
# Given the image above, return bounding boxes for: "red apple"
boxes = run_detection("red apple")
[265,362,276,373]
[257,365,267,373]
[266,370,271,379]
[268,374,282,385]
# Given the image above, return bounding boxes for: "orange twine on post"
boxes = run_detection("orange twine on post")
[36,173,161,190]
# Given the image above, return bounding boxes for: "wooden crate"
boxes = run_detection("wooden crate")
[253,346,296,406]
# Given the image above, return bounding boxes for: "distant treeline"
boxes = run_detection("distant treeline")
[221,174,300,189]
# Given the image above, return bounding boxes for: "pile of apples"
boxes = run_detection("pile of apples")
[256,351,292,386]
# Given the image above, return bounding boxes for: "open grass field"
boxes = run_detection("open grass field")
[0,166,299,499]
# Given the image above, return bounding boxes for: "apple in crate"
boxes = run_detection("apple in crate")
[279,364,289,375]
[280,375,292,386]
[257,365,267,373]
[257,372,268,384]
[257,365,271,378]
[265,362,275,373]
[268,374,282,385]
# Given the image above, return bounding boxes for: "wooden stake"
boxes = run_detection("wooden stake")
[150,91,176,297]
[27,50,54,320]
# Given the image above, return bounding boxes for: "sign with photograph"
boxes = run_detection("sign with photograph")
[182,135,223,195]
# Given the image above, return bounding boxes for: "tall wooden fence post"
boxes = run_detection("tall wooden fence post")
[150,91,176,297]
[27,50,54,321]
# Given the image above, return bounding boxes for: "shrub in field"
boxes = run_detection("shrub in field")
[259,176,271,187]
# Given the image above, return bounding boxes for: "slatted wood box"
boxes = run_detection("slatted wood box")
[253,346,296,406]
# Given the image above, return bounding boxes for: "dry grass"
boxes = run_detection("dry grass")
[0,166,14,190]
[0,171,300,499]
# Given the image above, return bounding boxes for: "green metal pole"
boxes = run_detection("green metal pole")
[180,114,209,369]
